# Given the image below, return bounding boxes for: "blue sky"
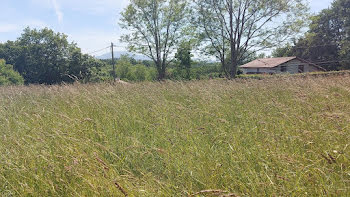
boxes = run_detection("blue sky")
[0,0,334,55]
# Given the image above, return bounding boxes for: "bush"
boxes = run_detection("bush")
[115,56,158,82]
[116,63,131,80]
[0,59,24,85]
[133,65,147,81]
[0,28,105,84]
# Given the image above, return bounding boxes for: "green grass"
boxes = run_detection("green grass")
[0,76,350,196]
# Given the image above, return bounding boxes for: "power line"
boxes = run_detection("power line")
[83,43,349,65]
[112,44,126,48]
[292,44,338,49]
[313,59,350,64]
[85,44,126,56]
[86,46,110,55]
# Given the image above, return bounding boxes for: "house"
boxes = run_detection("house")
[240,57,326,74]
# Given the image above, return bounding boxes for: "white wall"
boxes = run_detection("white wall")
[241,68,277,74]
[241,59,323,74]
[275,59,321,74]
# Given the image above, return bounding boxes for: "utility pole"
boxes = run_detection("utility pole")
[111,42,117,82]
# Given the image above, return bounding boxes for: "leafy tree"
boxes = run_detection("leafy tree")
[17,28,70,84]
[273,10,342,70]
[133,65,147,81]
[120,0,190,80]
[272,44,294,57]
[175,42,193,80]
[68,48,107,82]
[273,0,350,70]
[115,55,159,82]
[194,0,309,78]
[332,0,350,68]
[0,27,105,84]
[0,59,24,85]
[116,56,132,80]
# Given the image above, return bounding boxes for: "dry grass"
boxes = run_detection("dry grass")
[0,76,350,196]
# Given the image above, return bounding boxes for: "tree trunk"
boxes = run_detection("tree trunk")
[229,0,237,79]
[230,54,237,79]
[154,60,163,80]
[220,59,229,78]
[158,67,166,80]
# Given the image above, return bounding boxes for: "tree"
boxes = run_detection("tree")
[331,0,350,69]
[272,0,350,71]
[120,0,190,80]
[0,59,24,85]
[194,0,309,78]
[67,47,107,82]
[271,44,293,57]
[272,10,342,70]
[17,27,71,84]
[0,27,105,84]
[115,55,158,82]
[133,65,147,81]
[175,42,193,80]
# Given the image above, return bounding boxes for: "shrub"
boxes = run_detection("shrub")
[0,59,24,85]
[115,56,158,82]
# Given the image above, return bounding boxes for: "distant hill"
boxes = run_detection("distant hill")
[96,51,150,60]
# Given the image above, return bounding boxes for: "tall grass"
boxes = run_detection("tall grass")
[0,76,349,196]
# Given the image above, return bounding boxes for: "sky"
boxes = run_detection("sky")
[0,0,334,56]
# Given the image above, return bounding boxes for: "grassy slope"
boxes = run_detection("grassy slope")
[0,76,349,196]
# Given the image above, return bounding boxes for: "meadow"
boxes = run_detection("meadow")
[0,75,349,196]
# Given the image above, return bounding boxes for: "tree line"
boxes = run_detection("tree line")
[272,0,350,71]
[0,26,221,85]
[0,0,349,85]
[0,28,108,85]
[120,0,309,80]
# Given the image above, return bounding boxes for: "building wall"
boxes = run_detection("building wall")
[241,59,323,74]
[242,68,276,74]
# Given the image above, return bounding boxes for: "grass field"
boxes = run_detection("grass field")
[1,75,350,196]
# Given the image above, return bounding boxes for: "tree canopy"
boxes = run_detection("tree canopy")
[0,59,24,85]
[0,28,106,84]
[272,0,350,71]
[174,42,193,80]
[120,0,190,80]
[193,0,309,78]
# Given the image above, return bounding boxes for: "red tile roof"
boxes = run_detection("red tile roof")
[240,57,297,68]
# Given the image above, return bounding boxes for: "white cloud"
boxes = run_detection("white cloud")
[50,0,63,24]
[26,20,49,29]
[30,0,128,14]
[61,0,129,16]
[67,30,127,55]
[0,20,48,34]
[309,0,333,13]
[0,20,49,43]
[30,0,129,22]
[0,24,20,33]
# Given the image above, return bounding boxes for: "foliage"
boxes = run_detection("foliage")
[0,28,106,84]
[273,0,350,71]
[193,0,309,79]
[102,56,223,81]
[0,59,24,85]
[167,61,223,80]
[191,64,222,79]
[120,0,190,79]
[174,42,193,80]
[332,0,350,68]
[115,55,158,81]
[1,76,350,196]
[271,44,294,58]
